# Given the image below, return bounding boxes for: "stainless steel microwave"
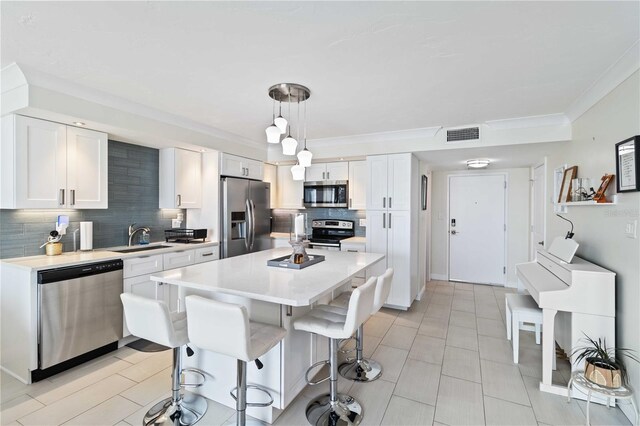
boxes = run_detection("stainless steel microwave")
[303,180,348,208]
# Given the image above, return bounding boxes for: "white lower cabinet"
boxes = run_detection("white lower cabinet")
[122,246,219,337]
[340,240,366,285]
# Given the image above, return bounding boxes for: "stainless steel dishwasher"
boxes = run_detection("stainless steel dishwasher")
[36,259,124,380]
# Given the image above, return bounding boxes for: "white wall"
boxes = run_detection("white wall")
[417,162,432,298]
[430,167,531,286]
[545,70,640,420]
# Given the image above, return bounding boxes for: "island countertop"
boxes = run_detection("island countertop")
[150,247,384,306]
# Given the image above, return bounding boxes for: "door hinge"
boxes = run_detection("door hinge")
[504,181,507,189]
[504,224,506,231]
[503,267,506,274]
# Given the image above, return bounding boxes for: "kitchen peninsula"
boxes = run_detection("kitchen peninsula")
[149,247,384,423]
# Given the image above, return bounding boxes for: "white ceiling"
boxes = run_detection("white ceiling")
[2,1,638,144]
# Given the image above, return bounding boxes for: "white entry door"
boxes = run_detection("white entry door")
[531,164,546,258]
[449,174,506,285]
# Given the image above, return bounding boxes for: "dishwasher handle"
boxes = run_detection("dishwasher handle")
[38,260,123,284]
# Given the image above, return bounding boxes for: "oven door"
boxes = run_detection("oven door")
[308,242,341,251]
[303,181,348,208]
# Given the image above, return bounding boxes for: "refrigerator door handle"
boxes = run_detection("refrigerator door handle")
[244,199,251,252]
[249,199,256,250]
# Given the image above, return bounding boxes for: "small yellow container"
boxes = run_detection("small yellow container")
[45,242,63,256]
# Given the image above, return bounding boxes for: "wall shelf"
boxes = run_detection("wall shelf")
[558,195,617,207]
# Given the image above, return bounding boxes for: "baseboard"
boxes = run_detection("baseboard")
[505,281,518,289]
[430,273,448,281]
[416,285,427,301]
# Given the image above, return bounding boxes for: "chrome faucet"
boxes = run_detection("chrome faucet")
[128,224,151,246]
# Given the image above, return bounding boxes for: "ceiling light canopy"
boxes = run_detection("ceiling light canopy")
[466,159,490,169]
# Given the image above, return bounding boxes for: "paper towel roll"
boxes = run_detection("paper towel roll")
[80,221,93,251]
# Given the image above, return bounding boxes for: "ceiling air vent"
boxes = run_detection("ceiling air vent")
[446,126,480,142]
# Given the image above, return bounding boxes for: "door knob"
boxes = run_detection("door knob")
[450,230,458,235]
[538,241,544,245]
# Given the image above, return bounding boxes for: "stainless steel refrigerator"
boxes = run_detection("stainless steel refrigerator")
[220,177,272,258]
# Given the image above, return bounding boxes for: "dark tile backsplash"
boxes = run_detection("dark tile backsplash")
[0,140,184,259]
[272,208,366,236]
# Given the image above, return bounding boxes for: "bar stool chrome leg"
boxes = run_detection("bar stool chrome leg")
[144,348,208,426]
[306,338,363,426]
[338,325,382,382]
[224,360,274,426]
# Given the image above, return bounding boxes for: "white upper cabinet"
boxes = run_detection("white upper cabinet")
[277,165,304,209]
[366,155,389,210]
[305,162,349,182]
[159,148,202,209]
[348,160,367,210]
[220,153,264,180]
[66,126,108,209]
[0,115,108,209]
[366,154,412,211]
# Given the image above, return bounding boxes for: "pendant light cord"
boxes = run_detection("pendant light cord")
[303,96,307,149]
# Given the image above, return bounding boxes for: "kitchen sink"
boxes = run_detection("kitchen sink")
[112,245,172,253]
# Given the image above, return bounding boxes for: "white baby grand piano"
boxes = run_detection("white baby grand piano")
[516,238,616,397]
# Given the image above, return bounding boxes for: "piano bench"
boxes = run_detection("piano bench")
[505,293,542,364]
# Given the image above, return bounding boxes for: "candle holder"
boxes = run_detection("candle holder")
[290,213,309,264]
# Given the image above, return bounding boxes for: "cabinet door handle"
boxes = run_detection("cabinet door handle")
[383,197,386,208]
[322,172,325,179]
[389,213,392,228]
[177,194,182,206]
[389,197,392,208]
[349,198,352,208]
[71,189,76,206]
[347,249,358,252]
[382,213,386,229]
[201,252,214,257]
[327,171,330,180]
[59,189,65,206]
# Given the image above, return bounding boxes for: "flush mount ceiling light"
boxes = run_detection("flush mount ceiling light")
[467,159,490,169]
[267,83,311,159]
[73,121,85,126]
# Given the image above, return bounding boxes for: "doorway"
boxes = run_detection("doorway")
[448,174,506,285]
[531,163,546,259]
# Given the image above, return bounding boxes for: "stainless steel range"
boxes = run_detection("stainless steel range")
[309,220,355,251]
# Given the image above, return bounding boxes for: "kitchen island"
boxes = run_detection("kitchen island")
[150,247,384,423]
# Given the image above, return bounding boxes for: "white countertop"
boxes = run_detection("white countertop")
[341,237,366,244]
[150,248,384,306]
[0,241,219,271]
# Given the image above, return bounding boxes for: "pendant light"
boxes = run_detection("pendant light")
[265,97,281,143]
[291,162,305,180]
[267,83,310,158]
[281,93,298,155]
[274,101,287,134]
[297,99,312,167]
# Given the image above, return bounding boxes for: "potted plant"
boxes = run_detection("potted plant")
[572,334,639,389]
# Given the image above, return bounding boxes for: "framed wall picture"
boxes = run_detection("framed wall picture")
[553,165,568,213]
[593,174,615,203]
[421,174,428,210]
[615,136,639,192]
[558,166,578,203]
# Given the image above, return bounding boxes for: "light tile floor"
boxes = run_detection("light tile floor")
[0,281,632,425]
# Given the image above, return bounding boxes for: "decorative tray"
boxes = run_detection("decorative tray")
[267,254,325,270]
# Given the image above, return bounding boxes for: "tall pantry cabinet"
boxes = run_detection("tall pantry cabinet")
[366,153,419,309]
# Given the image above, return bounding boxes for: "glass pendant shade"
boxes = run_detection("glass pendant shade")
[291,163,305,181]
[274,116,287,134]
[282,135,298,155]
[265,124,281,143]
[297,148,313,167]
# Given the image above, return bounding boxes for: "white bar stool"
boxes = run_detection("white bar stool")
[505,293,543,364]
[293,276,377,426]
[184,296,287,426]
[121,293,208,426]
[328,268,394,382]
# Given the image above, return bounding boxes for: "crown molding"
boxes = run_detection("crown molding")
[485,113,570,130]
[307,126,443,147]
[1,63,263,149]
[566,40,640,122]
